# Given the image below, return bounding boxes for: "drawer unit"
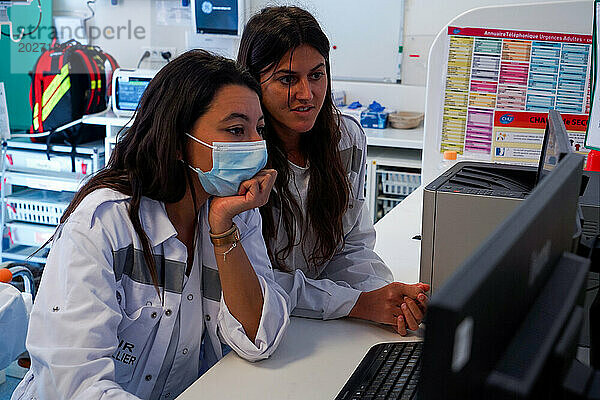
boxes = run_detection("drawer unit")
[6,222,56,248]
[4,138,105,176]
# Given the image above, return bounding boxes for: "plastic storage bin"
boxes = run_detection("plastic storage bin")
[4,138,105,176]
[381,172,421,196]
[6,222,56,247]
[381,199,402,215]
[6,190,74,225]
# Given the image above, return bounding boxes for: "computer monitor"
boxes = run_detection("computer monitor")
[192,0,243,36]
[419,152,590,399]
[536,109,573,184]
[111,69,156,118]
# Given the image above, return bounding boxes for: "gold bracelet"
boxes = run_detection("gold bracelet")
[210,223,240,246]
[209,223,236,239]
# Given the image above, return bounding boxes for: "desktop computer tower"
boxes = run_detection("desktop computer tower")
[420,161,536,293]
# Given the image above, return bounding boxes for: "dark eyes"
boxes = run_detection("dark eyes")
[277,71,325,85]
[277,75,295,85]
[226,126,266,136]
[226,127,244,136]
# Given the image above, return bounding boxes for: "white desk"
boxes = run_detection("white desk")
[177,189,424,400]
[178,319,423,400]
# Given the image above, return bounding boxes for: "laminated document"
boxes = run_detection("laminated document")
[0,82,10,140]
[585,0,600,150]
[440,26,593,162]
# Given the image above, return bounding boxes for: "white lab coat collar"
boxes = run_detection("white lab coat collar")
[89,189,179,249]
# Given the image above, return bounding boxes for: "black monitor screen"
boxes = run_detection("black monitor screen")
[194,0,238,35]
[536,110,573,184]
[420,152,585,399]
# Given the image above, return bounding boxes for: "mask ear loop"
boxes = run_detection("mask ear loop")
[185,132,215,149]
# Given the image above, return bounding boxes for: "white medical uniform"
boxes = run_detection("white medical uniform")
[268,115,394,320]
[0,282,28,370]
[12,189,290,400]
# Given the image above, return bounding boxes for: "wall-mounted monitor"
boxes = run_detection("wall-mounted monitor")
[191,0,243,37]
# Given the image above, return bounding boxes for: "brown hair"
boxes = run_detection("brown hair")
[238,6,350,270]
[38,50,261,295]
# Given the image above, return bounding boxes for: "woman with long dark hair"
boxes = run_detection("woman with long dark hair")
[12,50,289,400]
[238,6,428,335]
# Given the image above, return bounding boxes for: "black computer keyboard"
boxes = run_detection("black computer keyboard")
[336,342,423,400]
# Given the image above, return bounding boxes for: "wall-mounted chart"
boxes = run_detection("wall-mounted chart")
[440,26,592,164]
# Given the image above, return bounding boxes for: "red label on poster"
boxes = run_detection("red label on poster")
[494,111,588,131]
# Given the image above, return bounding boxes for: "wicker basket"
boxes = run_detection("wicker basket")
[388,112,424,129]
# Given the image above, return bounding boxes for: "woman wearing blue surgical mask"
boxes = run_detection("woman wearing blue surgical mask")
[238,7,429,336]
[12,50,290,400]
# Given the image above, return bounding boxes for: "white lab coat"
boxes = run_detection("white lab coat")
[268,115,394,320]
[0,282,28,370]
[12,189,290,400]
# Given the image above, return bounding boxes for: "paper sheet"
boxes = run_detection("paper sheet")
[441,27,593,160]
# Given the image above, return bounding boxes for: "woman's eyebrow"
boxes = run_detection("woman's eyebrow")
[274,62,325,75]
[221,113,249,122]
[273,68,295,75]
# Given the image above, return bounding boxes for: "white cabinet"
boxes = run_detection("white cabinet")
[0,139,105,264]
[364,127,423,222]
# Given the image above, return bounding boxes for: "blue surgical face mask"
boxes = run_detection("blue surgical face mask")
[185,133,268,197]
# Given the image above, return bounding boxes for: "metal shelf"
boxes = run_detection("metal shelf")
[82,110,133,129]
[364,126,424,149]
[6,137,105,155]
[0,139,100,264]
[5,170,84,192]
[1,244,48,264]
[367,147,422,169]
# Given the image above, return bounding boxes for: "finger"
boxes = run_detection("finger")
[237,179,255,196]
[246,180,261,199]
[404,296,423,324]
[417,292,429,312]
[400,302,419,331]
[401,283,426,299]
[396,315,407,336]
[258,170,276,192]
[417,283,431,293]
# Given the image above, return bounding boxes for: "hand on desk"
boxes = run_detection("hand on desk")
[348,282,430,336]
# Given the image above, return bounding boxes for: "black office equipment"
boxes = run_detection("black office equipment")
[335,342,422,400]
[338,151,594,399]
[419,152,591,399]
[421,110,574,293]
[536,109,573,184]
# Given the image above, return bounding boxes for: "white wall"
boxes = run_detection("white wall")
[52,0,188,69]
[52,0,590,83]
[401,0,589,85]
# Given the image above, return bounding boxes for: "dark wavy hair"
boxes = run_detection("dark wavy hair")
[39,50,261,295]
[238,6,350,271]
